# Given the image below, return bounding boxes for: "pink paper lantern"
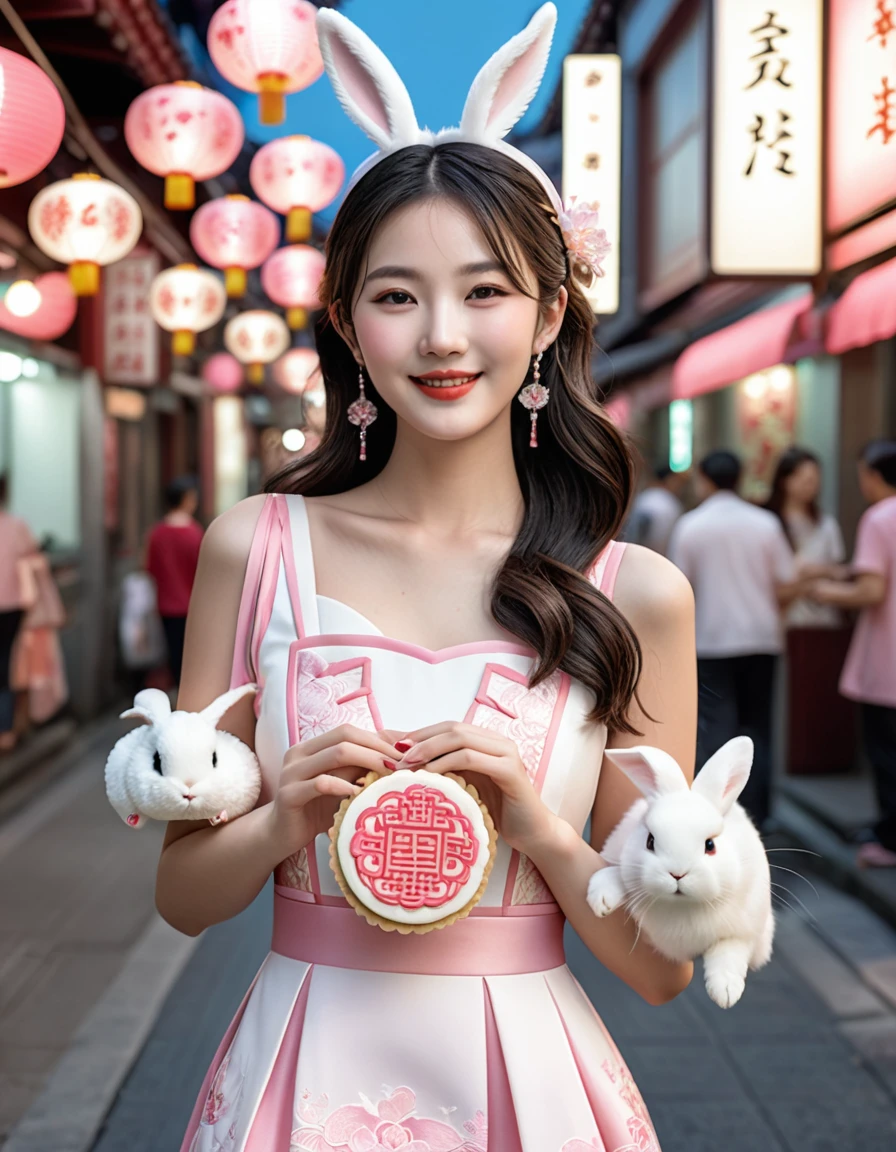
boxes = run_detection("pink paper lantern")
[28,174,143,296]
[272,347,319,395]
[189,194,279,298]
[0,48,65,189]
[249,136,344,242]
[124,81,244,210]
[207,0,323,126]
[260,244,325,329]
[0,272,76,340]
[224,309,290,384]
[149,264,227,356]
[202,352,244,393]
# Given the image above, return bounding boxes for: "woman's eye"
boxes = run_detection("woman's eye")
[468,286,506,300]
[376,290,413,305]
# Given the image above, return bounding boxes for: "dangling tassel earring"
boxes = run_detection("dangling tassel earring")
[517,350,549,448]
[347,363,378,461]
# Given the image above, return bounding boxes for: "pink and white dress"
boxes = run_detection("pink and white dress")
[181,493,660,1152]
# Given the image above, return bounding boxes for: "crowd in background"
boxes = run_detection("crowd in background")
[626,440,896,868]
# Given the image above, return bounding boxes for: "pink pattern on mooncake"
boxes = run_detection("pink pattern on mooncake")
[349,784,480,910]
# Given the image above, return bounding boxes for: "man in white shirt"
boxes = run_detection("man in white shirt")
[669,451,801,830]
[624,466,688,556]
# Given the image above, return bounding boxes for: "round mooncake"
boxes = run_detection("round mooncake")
[329,768,497,934]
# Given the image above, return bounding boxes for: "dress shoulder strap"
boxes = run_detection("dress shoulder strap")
[230,494,317,690]
[588,540,627,602]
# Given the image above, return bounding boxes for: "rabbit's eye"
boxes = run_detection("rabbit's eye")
[705,838,716,855]
[212,751,218,768]
[646,832,655,852]
[153,751,163,776]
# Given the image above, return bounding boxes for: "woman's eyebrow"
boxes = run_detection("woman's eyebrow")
[363,259,506,286]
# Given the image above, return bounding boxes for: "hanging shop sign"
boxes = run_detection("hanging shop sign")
[828,0,896,235]
[711,1,822,275]
[562,54,621,315]
[104,251,160,387]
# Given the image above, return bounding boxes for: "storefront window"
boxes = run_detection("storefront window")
[641,5,708,307]
[0,349,81,551]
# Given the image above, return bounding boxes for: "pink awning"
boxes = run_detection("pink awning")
[671,292,813,401]
[825,256,896,355]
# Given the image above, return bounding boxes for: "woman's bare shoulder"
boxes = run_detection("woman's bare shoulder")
[201,493,269,570]
[612,543,694,633]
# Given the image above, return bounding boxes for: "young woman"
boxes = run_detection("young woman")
[160,7,696,1149]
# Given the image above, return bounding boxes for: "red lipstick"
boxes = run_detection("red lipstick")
[409,370,482,401]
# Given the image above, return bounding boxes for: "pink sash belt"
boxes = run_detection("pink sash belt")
[271,891,566,976]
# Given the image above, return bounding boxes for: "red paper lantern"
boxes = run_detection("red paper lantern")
[124,81,244,210]
[249,136,343,242]
[149,264,227,356]
[190,194,279,298]
[224,309,290,384]
[260,244,325,329]
[28,174,143,296]
[207,0,323,126]
[0,48,65,189]
[202,352,244,394]
[272,347,319,395]
[0,272,76,340]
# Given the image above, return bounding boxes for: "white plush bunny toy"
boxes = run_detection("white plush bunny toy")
[586,737,774,1008]
[104,684,261,830]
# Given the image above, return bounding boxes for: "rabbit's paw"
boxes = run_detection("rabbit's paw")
[586,866,626,918]
[704,967,745,1009]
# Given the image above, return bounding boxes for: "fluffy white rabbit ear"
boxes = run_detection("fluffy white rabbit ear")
[316,9,420,151]
[200,683,258,729]
[692,736,754,816]
[604,745,689,799]
[120,688,171,726]
[460,2,557,142]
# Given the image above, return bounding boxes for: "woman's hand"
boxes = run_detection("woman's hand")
[394,722,556,854]
[268,725,401,860]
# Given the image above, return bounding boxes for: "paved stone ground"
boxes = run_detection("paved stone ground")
[88,866,896,1152]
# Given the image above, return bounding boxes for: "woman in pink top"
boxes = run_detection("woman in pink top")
[155,9,697,1149]
[814,441,896,867]
[0,473,39,750]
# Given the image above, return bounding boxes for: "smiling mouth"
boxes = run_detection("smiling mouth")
[408,372,482,401]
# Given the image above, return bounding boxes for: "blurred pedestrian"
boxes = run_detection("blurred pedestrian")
[624,464,689,555]
[669,450,802,829]
[765,447,855,774]
[0,473,39,752]
[145,476,204,687]
[812,441,896,867]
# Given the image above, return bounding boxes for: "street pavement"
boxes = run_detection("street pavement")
[2,719,896,1151]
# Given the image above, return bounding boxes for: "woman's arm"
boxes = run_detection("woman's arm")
[811,572,887,609]
[526,545,698,1005]
[155,494,284,937]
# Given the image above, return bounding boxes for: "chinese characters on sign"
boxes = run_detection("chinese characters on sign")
[562,54,621,314]
[103,252,160,386]
[828,1,896,233]
[712,1,822,275]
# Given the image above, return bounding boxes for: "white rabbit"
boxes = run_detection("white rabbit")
[104,684,261,830]
[586,737,774,1008]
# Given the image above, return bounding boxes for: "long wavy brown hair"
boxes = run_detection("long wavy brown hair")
[267,143,641,731]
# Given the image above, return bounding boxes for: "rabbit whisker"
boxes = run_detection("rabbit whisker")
[770,882,816,923]
[764,848,821,857]
[768,863,819,900]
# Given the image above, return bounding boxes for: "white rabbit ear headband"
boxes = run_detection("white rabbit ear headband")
[315,2,610,286]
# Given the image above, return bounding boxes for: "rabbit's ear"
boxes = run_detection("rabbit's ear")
[120,688,171,726]
[317,9,419,151]
[692,737,754,816]
[460,2,556,141]
[604,746,689,799]
[200,683,257,729]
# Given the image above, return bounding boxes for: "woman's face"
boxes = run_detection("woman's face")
[345,198,565,443]
[784,460,821,506]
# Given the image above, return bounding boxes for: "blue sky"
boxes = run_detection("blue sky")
[192,0,591,222]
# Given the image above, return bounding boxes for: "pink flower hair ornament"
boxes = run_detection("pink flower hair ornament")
[316,3,611,284]
[556,197,612,287]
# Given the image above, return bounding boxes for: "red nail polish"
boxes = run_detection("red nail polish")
[395,740,413,753]
[383,759,397,770]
